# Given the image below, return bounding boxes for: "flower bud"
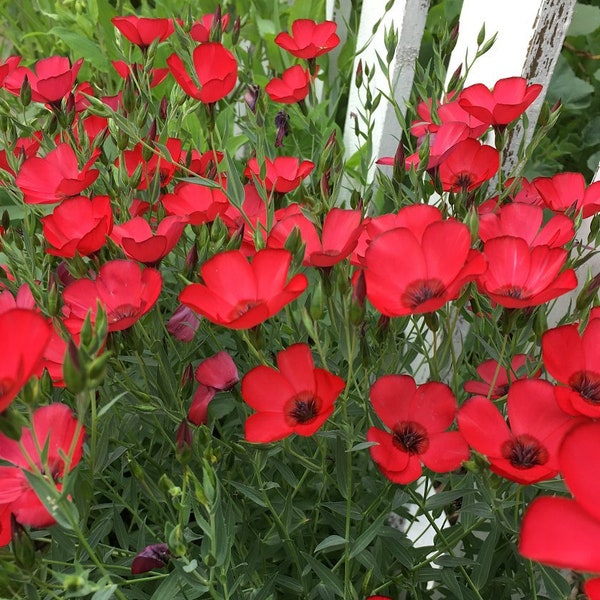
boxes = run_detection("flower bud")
[195,351,239,390]
[176,419,193,465]
[131,543,171,574]
[355,60,363,88]
[20,75,31,106]
[167,305,201,343]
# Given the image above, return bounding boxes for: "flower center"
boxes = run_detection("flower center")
[569,371,600,404]
[455,173,473,190]
[392,421,429,455]
[285,393,320,425]
[231,300,260,318]
[496,285,525,299]
[401,279,446,310]
[109,304,139,322]
[501,434,548,469]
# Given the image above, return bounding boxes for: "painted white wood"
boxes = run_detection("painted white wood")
[447,0,576,170]
[342,0,429,177]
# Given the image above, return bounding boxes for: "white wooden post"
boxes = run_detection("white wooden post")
[339,0,430,177]
[446,0,576,170]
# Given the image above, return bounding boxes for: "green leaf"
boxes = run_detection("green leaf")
[49,27,111,71]
[568,3,600,37]
[301,553,345,597]
[91,584,117,600]
[471,524,500,589]
[22,471,77,530]
[547,56,594,110]
[314,535,347,554]
[230,481,267,507]
[347,441,378,452]
[349,517,385,559]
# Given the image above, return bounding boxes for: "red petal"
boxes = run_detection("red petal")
[457,396,510,457]
[420,431,470,473]
[241,366,294,411]
[244,412,293,443]
[276,344,316,395]
[370,375,416,429]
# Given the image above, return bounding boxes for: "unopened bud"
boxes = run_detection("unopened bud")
[176,419,193,464]
[20,75,31,106]
[232,17,241,44]
[355,60,363,89]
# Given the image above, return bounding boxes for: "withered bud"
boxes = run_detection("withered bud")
[274,110,290,148]
[244,84,260,113]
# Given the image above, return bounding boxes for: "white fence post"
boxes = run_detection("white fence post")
[341,0,430,177]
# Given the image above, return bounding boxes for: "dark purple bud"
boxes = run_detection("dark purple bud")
[244,84,260,113]
[167,305,201,343]
[131,543,171,574]
[274,110,289,148]
[159,96,168,121]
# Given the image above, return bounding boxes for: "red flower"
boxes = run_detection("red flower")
[167,42,237,104]
[0,403,84,529]
[41,195,113,258]
[179,249,307,329]
[265,65,311,104]
[367,375,469,484]
[245,156,314,193]
[190,13,230,43]
[458,77,542,126]
[161,182,229,225]
[188,384,215,426]
[404,122,471,170]
[0,133,41,179]
[111,16,174,49]
[478,203,574,248]
[0,309,52,413]
[0,504,10,547]
[4,56,83,106]
[111,61,169,88]
[195,351,239,391]
[131,543,171,574]
[62,260,162,335]
[119,137,182,190]
[477,237,577,308]
[363,205,486,316]
[39,327,68,387]
[533,172,600,218]
[16,144,99,205]
[438,138,500,192]
[458,379,580,484]
[275,19,340,59]
[542,319,600,418]
[242,344,345,443]
[0,56,20,88]
[268,208,362,267]
[464,354,540,399]
[519,422,600,573]
[111,215,186,264]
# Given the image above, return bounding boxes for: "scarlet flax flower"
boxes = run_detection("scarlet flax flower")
[167,42,237,104]
[265,65,311,104]
[363,205,486,316]
[62,260,162,335]
[16,144,99,205]
[542,318,600,418]
[161,182,229,226]
[245,156,315,194]
[0,403,84,532]
[111,16,174,49]
[242,344,345,443]
[458,379,580,484]
[533,172,600,218]
[519,421,600,576]
[179,249,307,329]
[367,375,469,484]
[41,195,113,258]
[275,19,340,59]
[477,237,577,308]
[0,309,52,413]
[458,77,542,126]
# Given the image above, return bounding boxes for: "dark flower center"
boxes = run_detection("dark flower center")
[401,279,446,310]
[501,434,548,469]
[285,393,321,425]
[455,173,473,190]
[569,371,600,404]
[392,421,429,455]
[232,300,260,318]
[110,303,139,322]
[496,285,524,299]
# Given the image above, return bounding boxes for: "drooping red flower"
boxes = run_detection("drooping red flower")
[161,181,229,225]
[41,195,113,258]
[0,403,84,529]
[367,375,469,484]
[477,237,577,308]
[0,309,52,413]
[463,354,540,399]
[438,138,500,192]
[478,202,574,248]
[111,215,186,264]
[268,207,362,267]
[190,12,230,43]
[458,77,542,126]
[533,172,600,218]
[265,65,311,104]
[111,61,169,88]
[274,19,340,59]
[519,422,600,573]
[62,260,162,335]
[542,319,600,418]
[363,205,486,316]
[242,344,345,443]
[131,543,171,574]
[4,56,83,106]
[245,156,314,193]
[188,384,215,426]
[16,144,99,205]
[166,304,201,343]
[195,351,239,391]
[180,249,307,329]
[111,16,174,49]
[458,379,580,484]
[167,42,237,104]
